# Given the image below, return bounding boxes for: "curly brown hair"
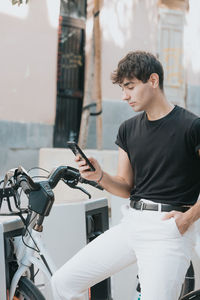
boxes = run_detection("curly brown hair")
[111,51,164,90]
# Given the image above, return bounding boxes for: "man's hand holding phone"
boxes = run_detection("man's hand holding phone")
[67,141,104,184]
[75,155,103,183]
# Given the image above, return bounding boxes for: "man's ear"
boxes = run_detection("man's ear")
[149,73,159,88]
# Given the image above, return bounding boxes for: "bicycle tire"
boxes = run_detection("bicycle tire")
[180,289,200,300]
[14,276,45,300]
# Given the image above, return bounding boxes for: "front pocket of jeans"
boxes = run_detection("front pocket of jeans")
[171,218,182,237]
[161,217,182,238]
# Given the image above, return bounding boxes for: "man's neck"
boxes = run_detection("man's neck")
[146,94,174,121]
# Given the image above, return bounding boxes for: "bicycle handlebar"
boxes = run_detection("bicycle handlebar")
[1,165,104,217]
[47,166,79,189]
[19,180,31,194]
[47,166,103,190]
[15,166,40,192]
[15,165,103,193]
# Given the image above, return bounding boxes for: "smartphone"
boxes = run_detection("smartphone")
[67,141,96,172]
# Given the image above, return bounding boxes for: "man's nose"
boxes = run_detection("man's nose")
[122,91,130,101]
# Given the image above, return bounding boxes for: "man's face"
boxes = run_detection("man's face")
[120,77,154,112]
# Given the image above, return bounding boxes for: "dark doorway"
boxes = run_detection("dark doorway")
[53,0,86,147]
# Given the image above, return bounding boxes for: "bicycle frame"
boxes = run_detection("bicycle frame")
[9,213,57,299]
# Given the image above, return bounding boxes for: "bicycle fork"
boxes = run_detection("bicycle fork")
[9,230,57,299]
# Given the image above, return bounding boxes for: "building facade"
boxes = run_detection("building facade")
[0,0,199,175]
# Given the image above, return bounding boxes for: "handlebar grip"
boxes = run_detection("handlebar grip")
[20,180,31,194]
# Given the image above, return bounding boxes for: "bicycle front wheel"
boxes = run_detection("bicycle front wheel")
[13,276,45,300]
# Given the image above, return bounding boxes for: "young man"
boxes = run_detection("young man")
[51,51,200,300]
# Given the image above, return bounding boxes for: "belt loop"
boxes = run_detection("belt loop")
[158,203,162,212]
[141,201,145,211]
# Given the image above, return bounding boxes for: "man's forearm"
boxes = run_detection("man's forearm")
[99,171,132,198]
[184,196,200,224]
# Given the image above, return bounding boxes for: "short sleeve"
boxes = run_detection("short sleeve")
[115,122,128,153]
[189,118,200,157]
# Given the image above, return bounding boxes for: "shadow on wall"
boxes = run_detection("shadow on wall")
[101,0,157,50]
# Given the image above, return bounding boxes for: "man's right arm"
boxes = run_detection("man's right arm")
[75,147,134,198]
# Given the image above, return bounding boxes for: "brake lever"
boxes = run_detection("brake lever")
[72,186,91,199]
[3,168,17,189]
[62,179,91,199]
[3,166,32,190]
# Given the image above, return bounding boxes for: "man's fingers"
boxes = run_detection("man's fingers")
[162,211,175,220]
[80,165,91,172]
[80,170,94,179]
[75,154,83,162]
[162,213,172,220]
[77,160,87,167]
[162,210,182,220]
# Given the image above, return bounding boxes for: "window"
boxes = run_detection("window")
[158,6,186,106]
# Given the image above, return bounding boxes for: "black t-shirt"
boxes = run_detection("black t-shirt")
[115,105,200,206]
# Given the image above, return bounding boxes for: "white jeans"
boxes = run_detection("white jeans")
[51,202,196,300]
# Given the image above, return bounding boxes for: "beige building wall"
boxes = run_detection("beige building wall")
[0,0,199,123]
[0,0,60,124]
[0,0,60,175]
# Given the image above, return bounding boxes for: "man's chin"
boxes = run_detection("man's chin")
[131,106,143,112]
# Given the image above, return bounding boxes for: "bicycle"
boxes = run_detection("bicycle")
[0,165,103,300]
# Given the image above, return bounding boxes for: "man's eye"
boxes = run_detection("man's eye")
[128,87,134,90]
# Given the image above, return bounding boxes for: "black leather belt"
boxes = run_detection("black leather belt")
[130,200,190,213]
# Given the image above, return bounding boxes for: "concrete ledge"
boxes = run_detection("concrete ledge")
[0,121,53,177]
[0,120,53,148]
[0,148,39,177]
